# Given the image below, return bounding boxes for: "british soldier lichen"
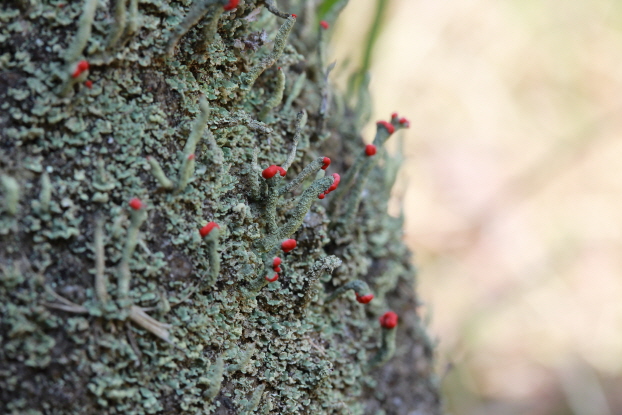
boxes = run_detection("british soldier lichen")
[0,0,439,414]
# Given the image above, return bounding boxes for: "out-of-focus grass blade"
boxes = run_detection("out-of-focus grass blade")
[349,0,390,95]
[360,0,389,83]
[317,0,343,19]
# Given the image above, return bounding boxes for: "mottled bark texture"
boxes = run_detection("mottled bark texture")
[0,0,441,414]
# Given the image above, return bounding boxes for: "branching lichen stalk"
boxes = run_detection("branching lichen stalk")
[1,175,19,216]
[166,0,224,56]
[282,71,306,112]
[125,0,140,37]
[201,228,221,289]
[278,155,325,196]
[203,356,225,400]
[281,109,306,170]
[242,15,296,90]
[64,0,98,63]
[300,255,342,310]
[106,0,127,49]
[328,124,392,215]
[263,0,290,19]
[254,175,333,252]
[366,326,397,370]
[118,208,147,301]
[195,7,225,55]
[147,157,174,190]
[39,172,51,213]
[258,67,286,121]
[94,218,110,304]
[324,279,372,304]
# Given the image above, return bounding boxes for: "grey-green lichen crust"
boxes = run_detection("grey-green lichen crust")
[0,1,440,414]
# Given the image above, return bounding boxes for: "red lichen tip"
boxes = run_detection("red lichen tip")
[187,153,195,160]
[355,293,374,304]
[391,112,398,120]
[365,144,377,157]
[377,120,395,135]
[84,80,93,89]
[320,20,329,30]
[291,14,297,18]
[318,193,325,200]
[262,165,278,179]
[321,157,331,170]
[71,60,90,78]
[273,266,282,273]
[273,257,282,268]
[223,0,239,11]
[398,117,410,128]
[325,173,340,194]
[265,273,279,283]
[379,311,398,329]
[128,198,144,210]
[281,238,297,253]
[277,166,287,177]
[199,221,220,238]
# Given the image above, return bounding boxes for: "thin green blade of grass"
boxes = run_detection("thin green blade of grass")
[317,0,344,19]
[347,0,391,98]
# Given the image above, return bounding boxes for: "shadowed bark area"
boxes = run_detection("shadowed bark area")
[0,0,440,414]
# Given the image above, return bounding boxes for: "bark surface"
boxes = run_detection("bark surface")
[0,1,441,414]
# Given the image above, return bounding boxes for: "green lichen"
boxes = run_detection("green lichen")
[118,204,148,302]
[324,279,372,304]
[0,0,440,414]
[242,15,296,90]
[1,175,19,216]
[366,325,397,371]
[258,66,285,121]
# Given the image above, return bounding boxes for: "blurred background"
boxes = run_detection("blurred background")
[327,0,622,414]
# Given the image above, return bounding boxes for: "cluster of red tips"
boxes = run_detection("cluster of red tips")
[267,257,282,283]
[281,238,297,253]
[365,144,377,157]
[355,293,374,304]
[262,165,287,179]
[327,173,340,192]
[128,198,144,210]
[377,120,395,135]
[199,221,219,238]
[379,311,398,329]
[321,157,331,170]
[223,0,239,11]
[265,273,279,282]
[320,20,329,30]
[272,257,282,273]
[318,173,340,199]
[71,60,89,78]
[391,112,411,129]
[291,14,297,18]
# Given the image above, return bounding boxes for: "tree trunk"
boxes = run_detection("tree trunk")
[0,0,440,413]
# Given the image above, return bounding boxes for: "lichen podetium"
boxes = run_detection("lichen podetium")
[0,0,440,414]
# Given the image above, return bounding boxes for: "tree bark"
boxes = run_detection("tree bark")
[0,0,440,413]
